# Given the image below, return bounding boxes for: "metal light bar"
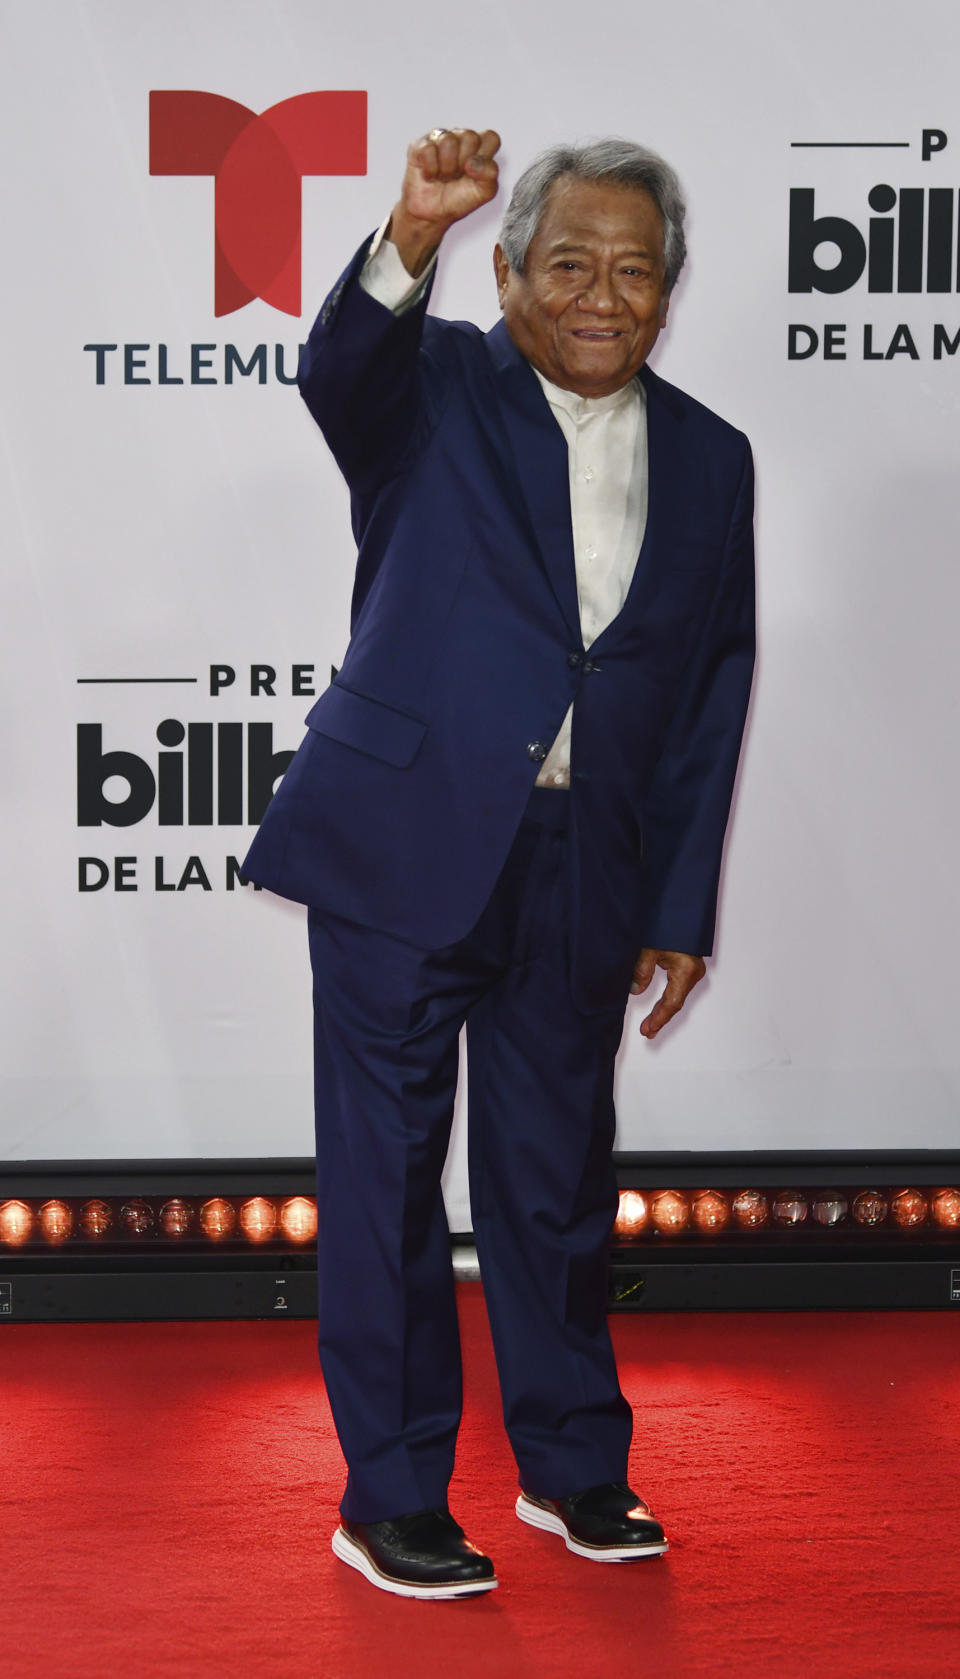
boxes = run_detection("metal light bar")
[0,1193,319,1249]
[0,1160,319,1323]
[613,1184,960,1239]
[1,1153,958,1319]
[610,1151,960,1311]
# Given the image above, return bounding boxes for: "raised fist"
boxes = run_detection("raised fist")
[388,127,501,276]
[401,127,501,227]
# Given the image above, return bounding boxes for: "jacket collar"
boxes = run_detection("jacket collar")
[484,320,581,637]
[484,319,686,642]
[484,316,685,416]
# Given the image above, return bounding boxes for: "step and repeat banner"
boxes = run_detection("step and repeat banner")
[2,1,958,1219]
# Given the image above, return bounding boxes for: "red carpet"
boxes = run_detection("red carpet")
[3,1285,958,1679]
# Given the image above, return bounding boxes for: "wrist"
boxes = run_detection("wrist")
[386,203,451,278]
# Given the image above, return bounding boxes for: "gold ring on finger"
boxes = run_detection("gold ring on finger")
[428,128,449,142]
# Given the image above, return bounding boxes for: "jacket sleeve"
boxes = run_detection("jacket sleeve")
[637,437,756,956]
[296,235,443,498]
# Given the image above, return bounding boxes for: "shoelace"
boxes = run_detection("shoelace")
[564,1482,645,1513]
[389,1508,461,1542]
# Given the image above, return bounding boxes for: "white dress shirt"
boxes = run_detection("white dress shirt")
[359,231,648,787]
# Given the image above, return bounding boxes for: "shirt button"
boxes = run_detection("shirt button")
[526,742,548,762]
[584,466,595,483]
[585,546,597,562]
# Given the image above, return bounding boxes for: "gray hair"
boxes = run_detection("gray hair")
[499,138,687,293]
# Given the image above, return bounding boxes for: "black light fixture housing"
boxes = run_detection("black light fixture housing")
[0,1160,319,1323]
[1,1151,958,1321]
[611,1151,960,1311]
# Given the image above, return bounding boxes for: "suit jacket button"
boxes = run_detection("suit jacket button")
[526,742,548,762]
[567,652,582,668]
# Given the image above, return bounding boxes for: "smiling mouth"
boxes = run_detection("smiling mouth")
[570,329,624,339]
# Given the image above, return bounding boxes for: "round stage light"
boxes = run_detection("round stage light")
[120,1199,155,1237]
[930,1187,960,1228]
[614,1190,650,1239]
[160,1198,194,1238]
[771,1193,807,1227]
[650,1190,689,1234]
[852,1189,888,1226]
[890,1188,927,1228]
[80,1199,113,1239]
[0,1200,35,1247]
[280,1196,318,1244]
[39,1200,74,1245]
[691,1190,730,1232]
[812,1193,848,1227]
[732,1189,769,1228]
[199,1198,237,1240]
[240,1197,277,1243]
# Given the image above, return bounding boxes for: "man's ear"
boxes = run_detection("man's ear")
[493,243,510,309]
[659,292,671,329]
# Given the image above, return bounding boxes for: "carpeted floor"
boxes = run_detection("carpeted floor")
[2,1285,958,1679]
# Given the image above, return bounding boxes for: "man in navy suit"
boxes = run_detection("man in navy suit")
[243,127,754,1598]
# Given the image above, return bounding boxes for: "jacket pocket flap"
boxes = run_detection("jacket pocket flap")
[305,684,427,768]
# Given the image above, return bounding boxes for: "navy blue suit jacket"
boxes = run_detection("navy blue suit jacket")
[242,237,755,1010]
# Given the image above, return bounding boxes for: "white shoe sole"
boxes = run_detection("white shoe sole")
[515,1493,669,1561]
[331,1525,498,1599]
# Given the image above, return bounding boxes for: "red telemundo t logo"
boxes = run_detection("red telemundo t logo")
[149,91,367,316]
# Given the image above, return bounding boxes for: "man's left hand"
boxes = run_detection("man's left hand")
[630,948,706,1039]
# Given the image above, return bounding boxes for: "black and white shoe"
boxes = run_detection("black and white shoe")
[516,1481,669,1561]
[332,1508,498,1599]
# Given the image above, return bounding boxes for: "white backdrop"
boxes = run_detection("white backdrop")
[2,0,958,1224]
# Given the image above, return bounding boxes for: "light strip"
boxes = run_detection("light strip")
[0,1195,318,1248]
[614,1186,960,1239]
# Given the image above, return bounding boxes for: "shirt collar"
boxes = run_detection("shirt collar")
[533,367,641,419]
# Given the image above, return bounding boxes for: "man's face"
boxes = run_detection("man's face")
[494,177,670,398]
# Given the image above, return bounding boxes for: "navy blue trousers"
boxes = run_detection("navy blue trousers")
[307,788,633,1523]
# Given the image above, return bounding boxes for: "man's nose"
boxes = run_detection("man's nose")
[577,269,619,312]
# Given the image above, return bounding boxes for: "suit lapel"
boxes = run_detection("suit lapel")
[590,361,691,647]
[484,319,582,642]
[483,324,693,648]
